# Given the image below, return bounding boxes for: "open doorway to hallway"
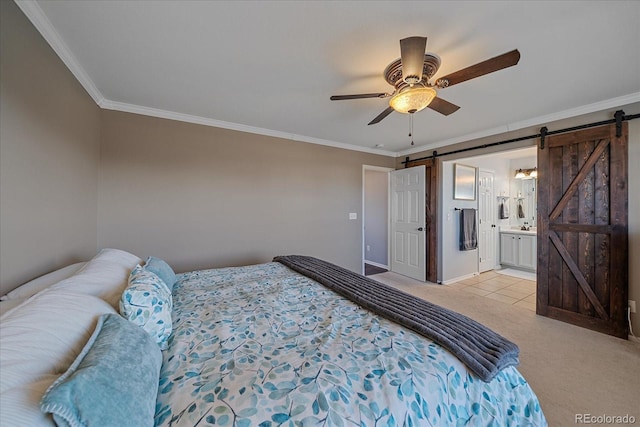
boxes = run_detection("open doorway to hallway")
[362,165,393,276]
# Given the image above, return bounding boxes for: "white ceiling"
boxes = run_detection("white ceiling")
[17,0,640,156]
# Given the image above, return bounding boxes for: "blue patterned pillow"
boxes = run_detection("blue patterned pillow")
[119,265,172,350]
[40,313,161,427]
[144,256,176,292]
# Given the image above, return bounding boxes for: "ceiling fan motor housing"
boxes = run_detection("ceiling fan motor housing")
[384,54,441,89]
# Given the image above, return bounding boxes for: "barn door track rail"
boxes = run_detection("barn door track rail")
[403,110,639,165]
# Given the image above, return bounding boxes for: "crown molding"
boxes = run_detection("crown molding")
[396,92,640,157]
[15,0,639,159]
[502,91,640,134]
[15,0,395,157]
[101,100,397,157]
[14,0,105,106]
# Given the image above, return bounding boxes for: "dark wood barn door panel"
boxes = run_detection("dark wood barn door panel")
[537,123,628,338]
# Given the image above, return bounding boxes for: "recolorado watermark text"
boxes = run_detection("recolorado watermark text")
[575,414,636,424]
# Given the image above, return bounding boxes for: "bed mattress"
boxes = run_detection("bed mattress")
[155,261,545,426]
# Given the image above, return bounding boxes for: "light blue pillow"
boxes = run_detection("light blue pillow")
[144,256,176,292]
[40,313,162,427]
[120,265,172,350]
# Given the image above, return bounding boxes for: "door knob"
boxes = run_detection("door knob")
[417,227,424,231]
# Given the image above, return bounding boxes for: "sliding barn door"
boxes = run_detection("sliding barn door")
[537,123,628,338]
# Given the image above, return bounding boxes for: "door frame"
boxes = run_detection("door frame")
[362,163,438,282]
[362,165,394,275]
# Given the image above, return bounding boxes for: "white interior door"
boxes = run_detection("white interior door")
[390,166,426,281]
[478,169,496,272]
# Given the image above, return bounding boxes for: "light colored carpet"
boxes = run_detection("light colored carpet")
[496,267,537,281]
[371,271,640,426]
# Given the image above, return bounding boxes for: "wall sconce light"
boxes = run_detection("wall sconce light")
[514,167,537,179]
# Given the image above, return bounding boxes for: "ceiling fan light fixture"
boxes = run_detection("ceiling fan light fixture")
[389,86,437,114]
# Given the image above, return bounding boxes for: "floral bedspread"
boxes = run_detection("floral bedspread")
[155,262,546,426]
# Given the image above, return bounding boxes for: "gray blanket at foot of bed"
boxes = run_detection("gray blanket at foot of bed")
[274,255,519,382]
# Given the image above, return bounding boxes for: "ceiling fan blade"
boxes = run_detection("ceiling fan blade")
[330,93,389,101]
[400,36,427,84]
[368,106,395,125]
[436,49,521,87]
[427,97,460,116]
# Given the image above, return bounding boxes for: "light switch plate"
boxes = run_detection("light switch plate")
[349,213,357,220]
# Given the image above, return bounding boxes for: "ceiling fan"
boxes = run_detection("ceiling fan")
[330,36,520,125]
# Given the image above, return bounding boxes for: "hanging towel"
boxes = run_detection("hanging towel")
[459,208,478,251]
[498,202,507,219]
[503,201,510,218]
[517,200,525,218]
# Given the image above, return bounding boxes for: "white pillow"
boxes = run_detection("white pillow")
[0,378,58,426]
[0,298,28,317]
[1,262,85,301]
[0,288,117,426]
[50,248,142,308]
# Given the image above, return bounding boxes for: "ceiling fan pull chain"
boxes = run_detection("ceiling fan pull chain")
[409,114,415,145]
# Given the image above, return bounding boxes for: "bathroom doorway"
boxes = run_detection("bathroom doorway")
[440,146,538,284]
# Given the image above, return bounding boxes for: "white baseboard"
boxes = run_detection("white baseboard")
[441,272,478,285]
[364,260,388,269]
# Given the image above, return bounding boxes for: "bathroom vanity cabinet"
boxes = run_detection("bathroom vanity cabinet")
[500,231,536,271]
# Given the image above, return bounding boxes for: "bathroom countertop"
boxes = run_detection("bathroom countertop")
[500,228,537,236]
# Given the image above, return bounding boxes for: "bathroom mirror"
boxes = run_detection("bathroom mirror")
[454,163,476,200]
[510,178,536,226]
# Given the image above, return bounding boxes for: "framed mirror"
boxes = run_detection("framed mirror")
[510,177,537,226]
[454,163,476,200]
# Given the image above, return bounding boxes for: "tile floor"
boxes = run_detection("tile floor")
[447,270,537,312]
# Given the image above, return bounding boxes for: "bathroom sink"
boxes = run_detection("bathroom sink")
[502,226,537,235]
[509,226,537,232]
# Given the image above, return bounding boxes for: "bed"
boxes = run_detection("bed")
[0,249,546,426]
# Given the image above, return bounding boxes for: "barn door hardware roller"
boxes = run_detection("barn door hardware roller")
[539,127,548,150]
[614,110,624,138]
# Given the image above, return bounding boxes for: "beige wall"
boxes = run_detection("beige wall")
[0,1,101,295]
[98,110,395,274]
